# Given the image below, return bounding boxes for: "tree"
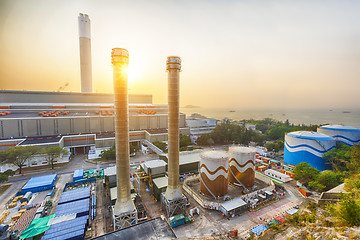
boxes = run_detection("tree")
[100,145,140,160]
[1,146,40,174]
[130,145,139,154]
[308,170,347,192]
[328,192,360,226]
[42,146,68,170]
[180,135,192,148]
[152,141,167,152]
[323,143,352,172]
[99,146,116,160]
[196,134,214,145]
[0,173,8,183]
[347,143,360,174]
[293,162,319,185]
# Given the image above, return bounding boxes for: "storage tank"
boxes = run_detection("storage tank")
[228,146,256,187]
[317,125,360,146]
[200,151,228,197]
[284,131,336,171]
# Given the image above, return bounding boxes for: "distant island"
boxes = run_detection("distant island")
[190,113,207,119]
[182,105,200,108]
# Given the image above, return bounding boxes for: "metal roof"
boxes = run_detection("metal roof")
[319,125,360,132]
[287,131,335,141]
[178,151,202,165]
[58,187,91,205]
[221,197,247,212]
[104,166,116,176]
[22,174,57,192]
[93,218,176,240]
[144,160,167,169]
[54,198,90,216]
[152,176,168,189]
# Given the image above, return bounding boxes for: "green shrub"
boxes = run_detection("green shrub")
[0,173,8,183]
[4,169,15,176]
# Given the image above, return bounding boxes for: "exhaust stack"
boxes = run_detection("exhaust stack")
[164,56,182,201]
[111,48,136,228]
[78,13,93,93]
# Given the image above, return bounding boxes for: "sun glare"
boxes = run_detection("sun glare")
[126,63,140,82]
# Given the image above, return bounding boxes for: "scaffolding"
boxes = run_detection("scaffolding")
[112,206,138,231]
[161,192,186,218]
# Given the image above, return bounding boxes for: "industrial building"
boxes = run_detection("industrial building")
[284,131,336,171]
[0,90,189,153]
[317,124,360,146]
[185,117,216,143]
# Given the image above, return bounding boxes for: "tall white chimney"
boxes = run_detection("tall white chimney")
[78,13,93,93]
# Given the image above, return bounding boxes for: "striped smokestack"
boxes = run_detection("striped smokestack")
[111,48,135,217]
[164,56,182,201]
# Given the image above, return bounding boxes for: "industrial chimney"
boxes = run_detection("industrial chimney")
[78,13,93,93]
[164,56,183,201]
[111,48,137,229]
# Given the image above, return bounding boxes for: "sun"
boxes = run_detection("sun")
[126,62,141,82]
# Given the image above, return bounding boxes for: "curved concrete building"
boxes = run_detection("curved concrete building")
[200,151,228,198]
[228,146,256,187]
[284,131,336,171]
[317,125,360,146]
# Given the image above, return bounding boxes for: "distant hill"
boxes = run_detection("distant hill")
[182,105,200,108]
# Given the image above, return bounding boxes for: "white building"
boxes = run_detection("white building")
[186,117,216,144]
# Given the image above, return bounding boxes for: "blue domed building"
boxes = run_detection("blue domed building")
[284,131,336,171]
[317,125,360,146]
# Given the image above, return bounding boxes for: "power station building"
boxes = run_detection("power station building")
[0,90,189,153]
[284,131,336,171]
[317,125,360,146]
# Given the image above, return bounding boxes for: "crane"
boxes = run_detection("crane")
[57,82,69,92]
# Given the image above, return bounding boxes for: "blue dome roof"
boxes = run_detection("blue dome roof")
[319,125,360,132]
[287,131,335,141]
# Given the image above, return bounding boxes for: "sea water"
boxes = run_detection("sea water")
[180,108,360,128]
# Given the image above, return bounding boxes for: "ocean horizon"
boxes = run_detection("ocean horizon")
[180,107,360,128]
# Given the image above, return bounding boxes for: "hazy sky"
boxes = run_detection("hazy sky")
[1,0,359,109]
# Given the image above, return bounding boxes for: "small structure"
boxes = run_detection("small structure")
[299,186,311,197]
[220,197,248,216]
[73,169,84,181]
[250,224,268,236]
[152,176,168,201]
[104,166,117,187]
[142,160,167,176]
[19,174,57,195]
[318,183,347,205]
[264,169,292,183]
[110,182,137,205]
